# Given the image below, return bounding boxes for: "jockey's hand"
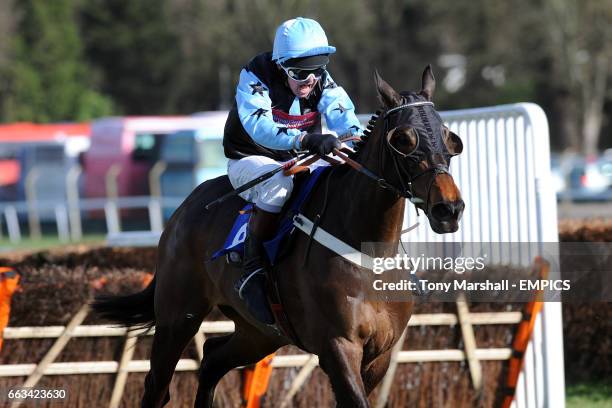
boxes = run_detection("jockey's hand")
[301,133,341,156]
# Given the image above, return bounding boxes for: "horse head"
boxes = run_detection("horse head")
[354,66,464,233]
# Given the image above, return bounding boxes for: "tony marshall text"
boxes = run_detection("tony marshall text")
[373,279,509,292]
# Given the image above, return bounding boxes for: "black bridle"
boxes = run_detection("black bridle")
[353,100,452,214]
[384,101,452,213]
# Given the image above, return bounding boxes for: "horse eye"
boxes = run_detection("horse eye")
[389,127,418,156]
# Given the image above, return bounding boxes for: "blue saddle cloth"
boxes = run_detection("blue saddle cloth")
[211,166,328,264]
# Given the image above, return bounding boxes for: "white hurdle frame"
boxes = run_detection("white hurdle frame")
[408,103,564,408]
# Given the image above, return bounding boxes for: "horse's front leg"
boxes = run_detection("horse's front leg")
[318,337,370,408]
[362,348,392,396]
[194,323,281,408]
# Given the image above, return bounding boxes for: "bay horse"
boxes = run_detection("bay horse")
[93,66,464,407]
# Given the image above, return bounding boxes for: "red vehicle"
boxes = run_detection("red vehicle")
[0,122,90,202]
[83,116,225,200]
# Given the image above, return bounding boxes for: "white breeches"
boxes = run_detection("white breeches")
[227,156,294,213]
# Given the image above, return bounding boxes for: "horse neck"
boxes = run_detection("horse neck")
[328,121,406,245]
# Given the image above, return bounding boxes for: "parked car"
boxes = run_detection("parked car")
[83,116,227,201]
[159,112,228,218]
[550,154,566,197]
[0,122,90,205]
[554,153,612,202]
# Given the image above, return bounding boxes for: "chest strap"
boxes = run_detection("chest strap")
[292,213,427,297]
[292,214,376,270]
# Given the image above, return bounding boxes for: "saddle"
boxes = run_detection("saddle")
[211,166,329,341]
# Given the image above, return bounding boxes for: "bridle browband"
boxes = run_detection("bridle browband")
[352,100,452,214]
[383,100,435,118]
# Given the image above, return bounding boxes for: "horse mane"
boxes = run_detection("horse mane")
[349,109,381,159]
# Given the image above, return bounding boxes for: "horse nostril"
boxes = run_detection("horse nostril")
[431,201,464,221]
[431,203,454,221]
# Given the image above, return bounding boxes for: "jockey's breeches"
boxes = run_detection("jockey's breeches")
[227,155,294,213]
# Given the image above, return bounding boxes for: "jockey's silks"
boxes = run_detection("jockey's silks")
[223,52,363,161]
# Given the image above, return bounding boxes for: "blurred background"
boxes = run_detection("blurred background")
[0,1,610,232]
[1,0,610,146]
[0,2,610,406]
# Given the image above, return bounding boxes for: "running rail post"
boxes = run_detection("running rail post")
[105,164,122,234]
[525,103,565,408]
[66,164,83,241]
[24,167,41,240]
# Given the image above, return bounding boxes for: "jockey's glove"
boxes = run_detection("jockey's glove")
[301,133,341,156]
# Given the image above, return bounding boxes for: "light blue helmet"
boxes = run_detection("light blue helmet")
[272,17,336,64]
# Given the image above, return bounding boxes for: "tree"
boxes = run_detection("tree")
[80,0,181,115]
[0,0,15,69]
[2,0,112,122]
[166,0,318,112]
[544,0,611,154]
[422,0,611,153]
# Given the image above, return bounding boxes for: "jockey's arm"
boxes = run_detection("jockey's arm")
[317,73,364,145]
[236,69,303,151]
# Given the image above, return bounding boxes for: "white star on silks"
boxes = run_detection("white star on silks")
[333,103,348,114]
[249,82,267,96]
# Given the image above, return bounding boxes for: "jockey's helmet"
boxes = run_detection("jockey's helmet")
[272,17,336,65]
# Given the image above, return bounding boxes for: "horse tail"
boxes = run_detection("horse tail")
[91,276,156,330]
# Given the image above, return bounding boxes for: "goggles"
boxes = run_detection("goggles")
[280,64,326,83]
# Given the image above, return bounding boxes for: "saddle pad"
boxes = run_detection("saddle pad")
[211,165,328,263]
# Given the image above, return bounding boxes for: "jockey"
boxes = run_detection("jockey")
[223,17,363,323]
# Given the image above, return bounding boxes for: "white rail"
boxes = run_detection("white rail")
[2,312,522,340]
[0,311,521,378]
[0,348,516,378]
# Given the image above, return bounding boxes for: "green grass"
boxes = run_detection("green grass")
[0,234,106,254]
[566,382,612,408]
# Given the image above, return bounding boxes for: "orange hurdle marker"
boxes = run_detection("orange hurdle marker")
[242,353,275,408]
[0,267,20,352]
[501,257,549,408]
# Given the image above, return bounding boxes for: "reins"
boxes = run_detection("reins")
[300,100,449,267]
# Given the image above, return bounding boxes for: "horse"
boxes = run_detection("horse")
[92,66,464,408]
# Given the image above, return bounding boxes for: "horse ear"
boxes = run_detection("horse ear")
[420,65,436,101]
[374,70,402,109]
[444,129,463,156]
